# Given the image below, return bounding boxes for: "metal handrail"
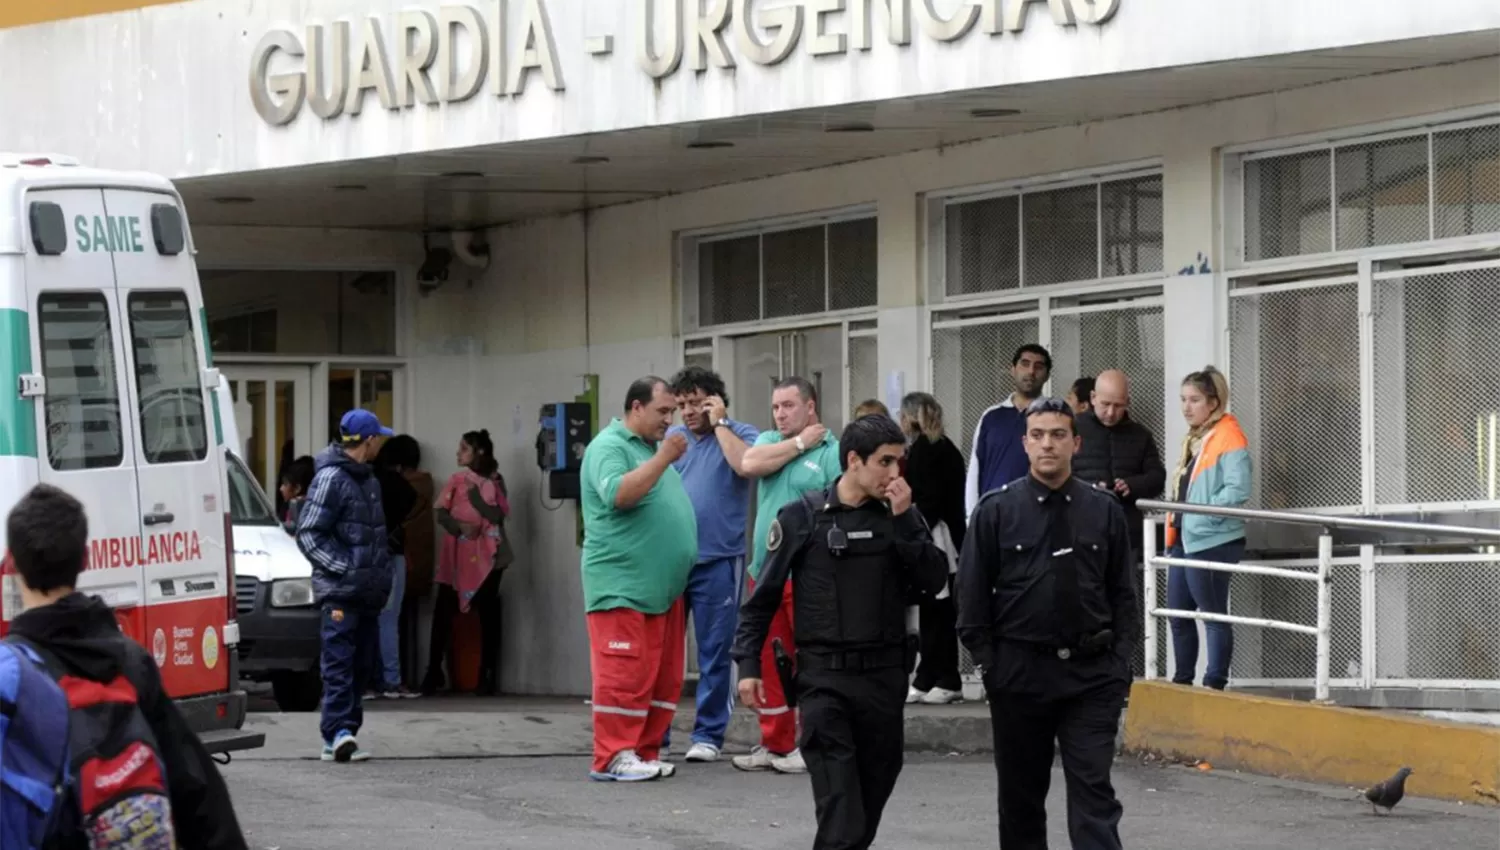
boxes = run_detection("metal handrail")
[1135,498,1500,541]
[1141,512,1335,700]
[1138,500,1500,702]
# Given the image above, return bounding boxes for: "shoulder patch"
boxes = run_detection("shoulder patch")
[767,519,783,552]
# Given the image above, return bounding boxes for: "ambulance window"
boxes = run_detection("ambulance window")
[225,451,278,527]
[36,293,125,470]
[126,291,208,464]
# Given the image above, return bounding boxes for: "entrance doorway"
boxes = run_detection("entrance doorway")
[732,325,848,434]
[222,365,314,492]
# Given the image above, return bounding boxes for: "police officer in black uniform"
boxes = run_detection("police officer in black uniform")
[956,397,1139,850]
[730,414,949,850]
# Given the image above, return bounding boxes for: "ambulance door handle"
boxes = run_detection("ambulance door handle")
[143,511,175,526]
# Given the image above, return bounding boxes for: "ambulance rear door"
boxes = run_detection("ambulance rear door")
[101,187,231,699]
[21,187,147,633]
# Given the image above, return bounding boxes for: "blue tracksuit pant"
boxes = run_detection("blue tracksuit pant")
[663,557,740,750]
[320,602,380,744]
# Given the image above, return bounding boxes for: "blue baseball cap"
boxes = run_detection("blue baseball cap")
[339,409,394,443]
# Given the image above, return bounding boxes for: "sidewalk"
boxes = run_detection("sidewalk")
[236,695,999,760]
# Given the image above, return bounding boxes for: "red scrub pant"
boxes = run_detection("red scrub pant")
[587,599,686,773]
[746,576,798,755]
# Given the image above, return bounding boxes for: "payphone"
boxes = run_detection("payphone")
[535,402,592,500]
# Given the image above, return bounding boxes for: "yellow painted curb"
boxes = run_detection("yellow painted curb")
[1122,681,1500,806]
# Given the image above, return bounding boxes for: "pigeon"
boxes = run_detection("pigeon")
[1364,766,1413,814]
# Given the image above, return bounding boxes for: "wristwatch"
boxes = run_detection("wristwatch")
[794,436,806,452]
[714,418,731,429]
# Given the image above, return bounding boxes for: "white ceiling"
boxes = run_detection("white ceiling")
[176,35,1500,233]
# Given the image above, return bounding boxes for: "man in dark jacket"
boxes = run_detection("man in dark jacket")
[1073,370,1166,556]
[296,409,395,763]
[6,484,247,849]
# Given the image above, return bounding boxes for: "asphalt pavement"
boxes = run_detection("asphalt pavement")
[222,698,1499,850]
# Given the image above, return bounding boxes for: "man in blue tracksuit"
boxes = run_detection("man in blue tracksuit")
[295,409,395,763]
[964,343,1052,518]
[662,366,759,763]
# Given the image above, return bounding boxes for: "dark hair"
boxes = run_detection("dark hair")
[668,366,730,407]
[7,484,88,593]
[1013,343,1053,370]
[1070,376,1095,403]
[624,376,667,413]
[1023,396,1077,435]
[377,434,421,471]
[462,429,498,478]
[280,455,315,494]
[839,414,907,471]
[773,376,818,406]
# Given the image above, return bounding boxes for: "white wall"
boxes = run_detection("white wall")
[197,58,1500,695]
[6,0,1498,177]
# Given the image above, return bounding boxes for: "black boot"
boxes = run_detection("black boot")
[475,665,497,697]
[420,666,446,696]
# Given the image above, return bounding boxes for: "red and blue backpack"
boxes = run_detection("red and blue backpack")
[0,636,177,849]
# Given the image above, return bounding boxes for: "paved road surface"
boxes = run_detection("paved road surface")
[222,750,1497,850]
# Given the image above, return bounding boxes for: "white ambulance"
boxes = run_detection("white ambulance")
[0,153,263,754]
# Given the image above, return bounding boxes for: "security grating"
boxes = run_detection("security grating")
[847,334,879,416]
[1374,557,1500,683]
[944,173,1163,297]
[1374,261,1500,505]
[1049,304,1166,450]
[693,216,878,328]
[830,219,880,311]
[1229,281,1362,509]
[932,314,1040,676]
[1241,118,1500,262]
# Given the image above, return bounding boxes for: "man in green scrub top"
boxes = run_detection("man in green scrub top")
[579,376,698,782]
[732,376,842,774]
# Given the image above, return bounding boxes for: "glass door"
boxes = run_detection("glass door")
[731,326,847,434]
[223,365,313,496]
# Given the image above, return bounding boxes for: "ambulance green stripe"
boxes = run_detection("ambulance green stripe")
[201,306,223,447]
[0,309,38,458]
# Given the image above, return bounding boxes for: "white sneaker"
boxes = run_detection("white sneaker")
[906,686,926,704]
[643,759,677,777]
[732,746,776,772]
[770,748,807,774]
[921,687,964,705]
[589,750,661,782]
[685,742,720,762]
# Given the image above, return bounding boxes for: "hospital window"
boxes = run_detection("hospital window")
[36,292,124,471]
[693,215,878,329]
[126,291,209,465]
[943,173,1164,296]
[1241,118,1500,263]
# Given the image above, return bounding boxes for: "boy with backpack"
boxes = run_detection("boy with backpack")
[0,483,248,849]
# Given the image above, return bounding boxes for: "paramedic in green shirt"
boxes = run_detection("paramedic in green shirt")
[580,376,698,783]
[732,376,843,775]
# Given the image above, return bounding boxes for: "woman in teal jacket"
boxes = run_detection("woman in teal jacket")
[1165,366,1251,690]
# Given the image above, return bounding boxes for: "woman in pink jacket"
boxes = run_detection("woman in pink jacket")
[421,429,513,696]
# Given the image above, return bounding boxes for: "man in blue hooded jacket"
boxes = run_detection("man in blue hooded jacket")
[296,409,395,762]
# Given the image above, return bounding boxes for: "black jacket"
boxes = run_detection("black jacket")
[955,476,1139,696]
[1072,411,1165,551]
[10,593,248,850]
[905,434,968,552]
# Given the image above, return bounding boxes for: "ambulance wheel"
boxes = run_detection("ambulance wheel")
[272,671,322,712]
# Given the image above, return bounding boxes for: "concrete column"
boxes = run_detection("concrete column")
[875,184,925,407]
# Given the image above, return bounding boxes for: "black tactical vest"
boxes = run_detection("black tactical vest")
[791,496,908,651]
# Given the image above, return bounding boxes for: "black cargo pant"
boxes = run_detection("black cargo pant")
[796,659,907,850]
[986,668,1129,850]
